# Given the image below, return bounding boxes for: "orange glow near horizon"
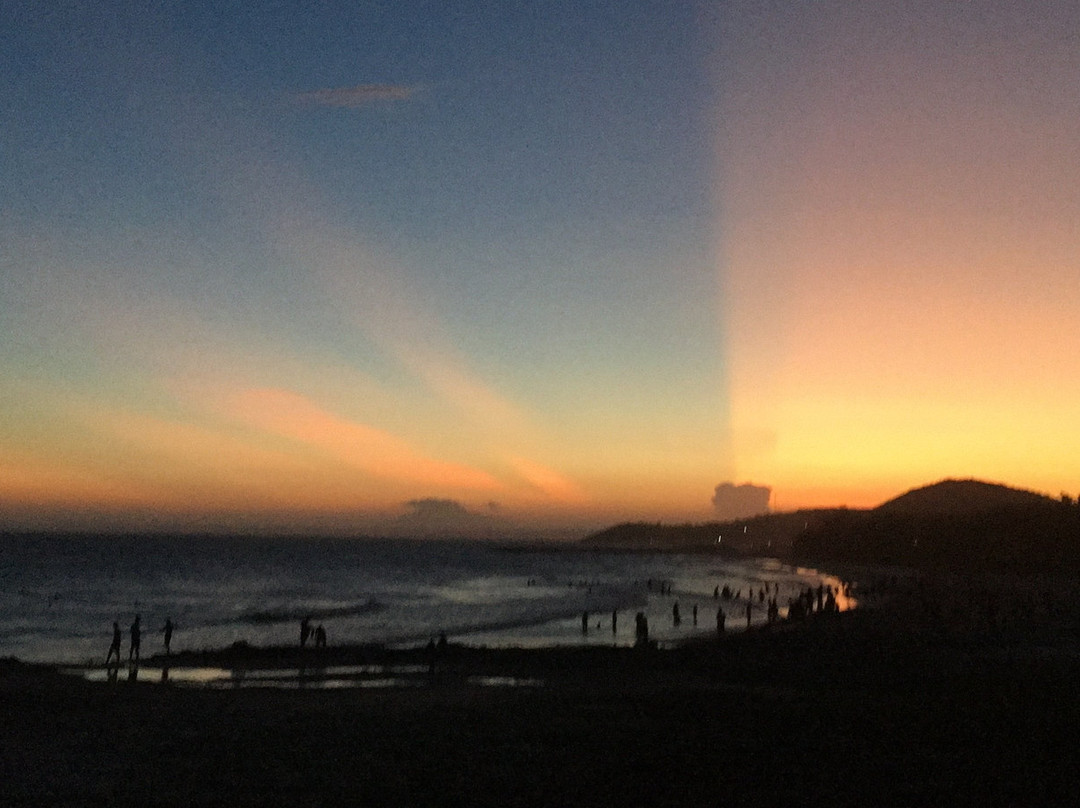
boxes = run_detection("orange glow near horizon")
[719,2,1080,511]
[224,388,505,495]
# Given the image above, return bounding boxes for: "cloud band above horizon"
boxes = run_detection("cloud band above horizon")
[294,84,417,108]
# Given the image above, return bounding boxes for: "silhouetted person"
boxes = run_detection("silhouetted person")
[582,610,589,634]
[713,585,720,599]
[162,617,174,654]
[300,616,312,647]
[673,601,681,626]
[129,615,141,662]
[825,589,837,613]
[612,609,618,635]
[314,624,327,648]
[745,602,752,630]
[426,637,437,675]
[635,611,649,646]
[692,604,698,626]
[716,607,726,635]
[106,622,122,665]
[788,597,802,620]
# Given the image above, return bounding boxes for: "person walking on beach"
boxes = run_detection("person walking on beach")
[716,607,726,635]
[314,624,327,648]
[611,609,617,635]
[106,621,122,665]
[672,601,681,627]
[581,610,589,635]
[129,615,141,662]
[162,617,174,655]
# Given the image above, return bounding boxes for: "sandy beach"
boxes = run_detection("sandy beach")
[4,590,1080,807]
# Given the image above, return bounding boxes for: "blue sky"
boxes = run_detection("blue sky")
[2,1,728,533]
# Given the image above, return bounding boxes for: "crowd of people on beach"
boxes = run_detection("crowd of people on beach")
[102,614,176,681]
[572,576,850,650]
[103,575,855,672]
[105,615,177,665]
[299,616,327,648]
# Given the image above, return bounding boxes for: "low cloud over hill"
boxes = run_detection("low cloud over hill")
[712,483,771,520]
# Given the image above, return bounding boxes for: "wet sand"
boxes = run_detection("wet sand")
[3,600,1080,806]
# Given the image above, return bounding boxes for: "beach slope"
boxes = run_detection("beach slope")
[3,604,1080,806]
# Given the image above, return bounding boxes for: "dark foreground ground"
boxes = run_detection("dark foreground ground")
[4,600,1080,807]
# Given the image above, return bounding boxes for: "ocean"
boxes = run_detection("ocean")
[0,533,853,665]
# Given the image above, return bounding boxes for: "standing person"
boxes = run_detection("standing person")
[106,622,122,665]
[672,601,681,626]
[611,609,618,635]
[716,607,726,635]
[635,612,649,646]
[745,601,752,630]
[314,624,327,648]
[162,617,174,654]
[300,616,312,647]
[129,615,141,662]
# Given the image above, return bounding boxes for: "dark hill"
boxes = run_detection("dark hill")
[578,480,1080,571]
[793,479,1080,572]
[875,478,1053,515]
[580,510,846,556]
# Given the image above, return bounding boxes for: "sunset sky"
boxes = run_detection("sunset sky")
[3,2,1079,535]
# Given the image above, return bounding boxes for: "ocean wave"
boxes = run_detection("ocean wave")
[374,588,649,647]
[235,600,384,626]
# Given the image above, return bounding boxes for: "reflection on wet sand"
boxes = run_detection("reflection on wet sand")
[74,663,544,690]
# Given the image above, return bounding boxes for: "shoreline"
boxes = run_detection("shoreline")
[1,538,857,666]
[47,583,859,679]
[14,561,1080,682]
[23,582,1080,684]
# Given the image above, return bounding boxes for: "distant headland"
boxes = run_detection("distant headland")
[581,479,1080,572]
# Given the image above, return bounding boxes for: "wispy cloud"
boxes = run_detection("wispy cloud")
[294,84,417,108]
[508,457,588,505]
[280,223,533,437]
[225,387,503,493]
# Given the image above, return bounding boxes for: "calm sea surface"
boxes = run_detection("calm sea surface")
[0,534,853,664]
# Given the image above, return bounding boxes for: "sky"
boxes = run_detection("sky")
[2,1,1079,536]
